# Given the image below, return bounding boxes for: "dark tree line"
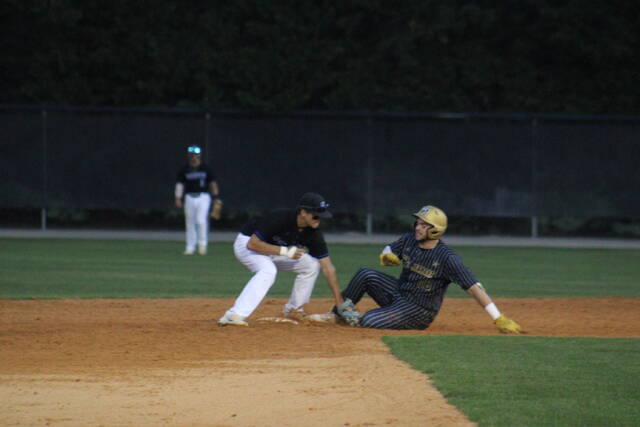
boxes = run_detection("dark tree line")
[2,0,639,113]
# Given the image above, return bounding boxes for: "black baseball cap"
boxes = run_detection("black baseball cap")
[298,192,332,218]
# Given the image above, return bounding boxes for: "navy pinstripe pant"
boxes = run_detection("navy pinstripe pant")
[342,268,435,330]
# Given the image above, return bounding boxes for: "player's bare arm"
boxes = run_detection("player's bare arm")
[209,181,219,197]
[467,283,493,307]
[246,234,304,259]
[319,256,344,306]
[174,183,184,208]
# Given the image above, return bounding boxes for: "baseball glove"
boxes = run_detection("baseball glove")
[337,298,361,327]
[495,314,521,334]
[379,253,401,266]
[211,198,223,220]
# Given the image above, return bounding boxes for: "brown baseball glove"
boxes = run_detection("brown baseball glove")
[211,198,223,220]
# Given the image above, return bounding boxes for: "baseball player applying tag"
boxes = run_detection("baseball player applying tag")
[218,192,345,326]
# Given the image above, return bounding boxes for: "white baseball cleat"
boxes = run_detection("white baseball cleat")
[218,313,248,327]
[183,249,195,255]
[198,244,207,255]
[307,312,337,324]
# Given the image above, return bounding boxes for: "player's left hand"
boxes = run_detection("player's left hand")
[379,253,401,266]
[495,315,521,334]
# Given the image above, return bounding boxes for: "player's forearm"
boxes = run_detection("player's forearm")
[247,234,301,258]
[247,235,281,255]
[174,183,184,199]
[209,182,219,197]
[320,261,343,305]
[468,283,492,306]
[468,283,502,320]
[174,183,184,207]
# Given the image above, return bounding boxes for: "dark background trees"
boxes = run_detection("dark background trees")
[2,0,639,113]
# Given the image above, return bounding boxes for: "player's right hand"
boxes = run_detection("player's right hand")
[175,199,183,208]
[379,253,401,266]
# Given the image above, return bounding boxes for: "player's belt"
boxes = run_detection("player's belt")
[186,192,207,197]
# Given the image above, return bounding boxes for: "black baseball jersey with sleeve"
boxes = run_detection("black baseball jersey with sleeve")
[389,233,478,312]
[176,163,217,194]
[240,209,329,259]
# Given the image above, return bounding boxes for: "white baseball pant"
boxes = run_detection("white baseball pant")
[184,193,211,252]
[225,233,321,318]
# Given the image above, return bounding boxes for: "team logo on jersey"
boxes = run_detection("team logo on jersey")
[185,171,207,180]
[410,263,435,278]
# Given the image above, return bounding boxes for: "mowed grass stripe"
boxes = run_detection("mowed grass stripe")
[1,238,639,298]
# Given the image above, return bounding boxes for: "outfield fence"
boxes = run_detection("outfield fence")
[2,105,639,234]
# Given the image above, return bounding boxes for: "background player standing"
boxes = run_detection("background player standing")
[311,205,522,333]
[218,192,344,326]
[174,145,220,255]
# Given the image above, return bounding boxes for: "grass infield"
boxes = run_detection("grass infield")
[383,335,640,426]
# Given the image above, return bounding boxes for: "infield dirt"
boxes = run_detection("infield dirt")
[1,297,638,426]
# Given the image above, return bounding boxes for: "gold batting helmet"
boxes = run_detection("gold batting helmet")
[412,205,448,239]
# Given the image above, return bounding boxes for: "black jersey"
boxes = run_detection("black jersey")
[389,233,477,312]
[240,209,329,259]
[176,164,217,194]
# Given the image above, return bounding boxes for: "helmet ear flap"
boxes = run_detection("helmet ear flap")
[427,224,445,239]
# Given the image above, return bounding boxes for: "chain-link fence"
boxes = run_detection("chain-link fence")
[2,106,639,233]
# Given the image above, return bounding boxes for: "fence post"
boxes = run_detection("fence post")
[530,118,538,238]
[41,110,48,231]
[204,112,211,158]
[365,116,374,234]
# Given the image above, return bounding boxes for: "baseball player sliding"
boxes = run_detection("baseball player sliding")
[174,145,221,255]
[218,192,345,326]
[310,205,522,333]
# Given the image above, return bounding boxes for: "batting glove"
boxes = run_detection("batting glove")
[210,198,223,220]
[495,315,522,334]
[379,253,401,266]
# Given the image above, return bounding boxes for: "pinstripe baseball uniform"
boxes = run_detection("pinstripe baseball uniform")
[342,233,477,330]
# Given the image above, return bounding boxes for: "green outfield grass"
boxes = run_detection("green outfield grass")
[383,335,640,426]
[0,238,639,298]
